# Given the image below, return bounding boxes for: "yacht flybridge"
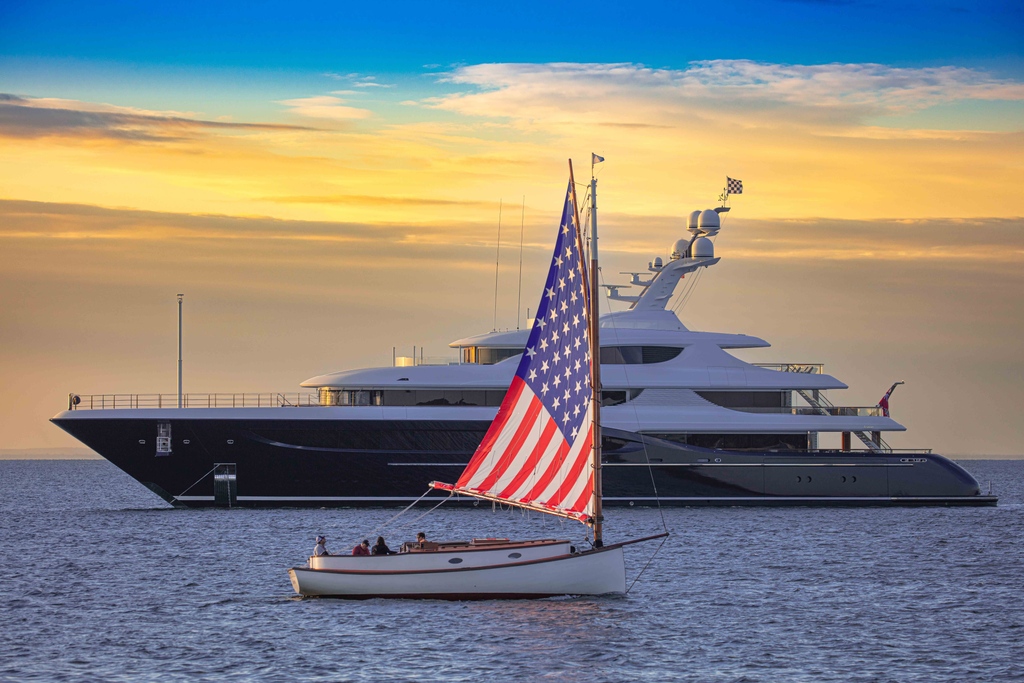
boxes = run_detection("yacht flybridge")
[52,198,995,508]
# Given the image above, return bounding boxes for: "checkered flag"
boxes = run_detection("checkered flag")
[726,177,743,195]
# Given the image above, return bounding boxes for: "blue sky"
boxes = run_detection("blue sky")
[2,0,1021,75]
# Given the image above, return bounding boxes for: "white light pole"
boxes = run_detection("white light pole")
[177,294,184,408]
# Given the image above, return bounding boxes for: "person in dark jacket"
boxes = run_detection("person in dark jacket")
[371,536,395,555]
[351,539,371,556]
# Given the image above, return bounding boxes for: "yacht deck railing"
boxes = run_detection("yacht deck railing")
[731,406,886,417]
[752,362,824,374]
[68,392,319,410]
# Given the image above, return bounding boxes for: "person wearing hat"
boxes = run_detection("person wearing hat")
[351,539,371,556]
[313,535,330,557]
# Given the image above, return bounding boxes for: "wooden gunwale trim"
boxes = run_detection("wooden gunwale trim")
[400,538,569,555]
[293,533,665,578]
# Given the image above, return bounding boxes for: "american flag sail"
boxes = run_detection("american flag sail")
[432,176,595,523]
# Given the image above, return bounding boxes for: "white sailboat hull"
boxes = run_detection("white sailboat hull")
[288,545,626,599]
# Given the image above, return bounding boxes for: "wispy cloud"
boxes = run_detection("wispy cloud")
[0,93,312,142]
[275,95,373,120]
[321,72,392,87]
[427,61,1024,130]
[259,194,496,208]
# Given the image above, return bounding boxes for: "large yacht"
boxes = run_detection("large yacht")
[52,206,994,507]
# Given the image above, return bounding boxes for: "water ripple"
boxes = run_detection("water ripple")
[0,459,1022,682]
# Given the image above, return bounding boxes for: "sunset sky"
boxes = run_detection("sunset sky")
[2,0,1022,454]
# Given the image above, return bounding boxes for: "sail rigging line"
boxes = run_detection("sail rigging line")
[625,533,670,594]
[516,197,525,330]
[671,206,725,315]
[492,199,503,332]
[173,463,221,500]
[598,267,669,535]
[365,488,436,539]
[400,493,455,529]
[671,266,704,315]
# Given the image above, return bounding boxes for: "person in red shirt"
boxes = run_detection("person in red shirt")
[351,539,371,556]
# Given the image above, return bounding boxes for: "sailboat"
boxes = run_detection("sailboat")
[288,160,667,599]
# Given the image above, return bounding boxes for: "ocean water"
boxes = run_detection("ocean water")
[1,459,1022,683]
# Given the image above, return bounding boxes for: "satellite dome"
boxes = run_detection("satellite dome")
[691,236,714,258]
[653,256,664,268]
[670,238,689,260]
[687,210,702,233]
[698,209,720,230]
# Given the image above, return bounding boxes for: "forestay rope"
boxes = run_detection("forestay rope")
[174,464,221,501]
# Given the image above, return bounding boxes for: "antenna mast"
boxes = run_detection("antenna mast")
[516,197,525,329]
[177,293,183,408]
[492,200,503,332]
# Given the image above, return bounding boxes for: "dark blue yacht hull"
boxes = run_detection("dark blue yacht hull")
[50,417,996,507]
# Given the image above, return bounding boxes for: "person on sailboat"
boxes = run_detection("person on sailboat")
[416,532,427,548]
[371,536,396,555]
[351,539,371,556]
[313,535,330,557]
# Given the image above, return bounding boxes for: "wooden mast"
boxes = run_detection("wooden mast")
[568,158,603,547]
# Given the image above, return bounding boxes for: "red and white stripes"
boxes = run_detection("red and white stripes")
[437,376,594,522]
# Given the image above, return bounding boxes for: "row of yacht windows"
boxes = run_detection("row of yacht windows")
[319,388,654,407]
[459,345,685,366]
[319,388,794,408]
[320,389,507,407]
[648,433,809,451]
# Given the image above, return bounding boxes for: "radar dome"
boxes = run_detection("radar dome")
[698,209,720,230]
[691,236,714,258]
[687,210,702,233]
[653,256,664,268]
[670,238,689,260]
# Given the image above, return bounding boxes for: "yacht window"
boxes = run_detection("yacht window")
[414,390,449,406]
[696,391,791,409]
[318,389,383,406]
[601,346,683,364]
[600,389,644,407]
[602,391,627,407]
[463,347,522,365]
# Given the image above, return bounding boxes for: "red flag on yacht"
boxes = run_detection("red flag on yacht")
[432,176,595,523]
[878,381,903,418]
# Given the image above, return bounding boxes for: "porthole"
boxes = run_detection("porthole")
[797,476,802,482]
[629,501,635,506]
[183,439,191,445]
[807,476,812,483]
[508,552,522,559]
[448,557,463,564]
[852,476,857,482]
[714,458,722,463]
[138,439,146,444]
[227,439,234,445]
[842,476,847,483]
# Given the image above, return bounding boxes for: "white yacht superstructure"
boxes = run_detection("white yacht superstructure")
[303,208,896,454]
